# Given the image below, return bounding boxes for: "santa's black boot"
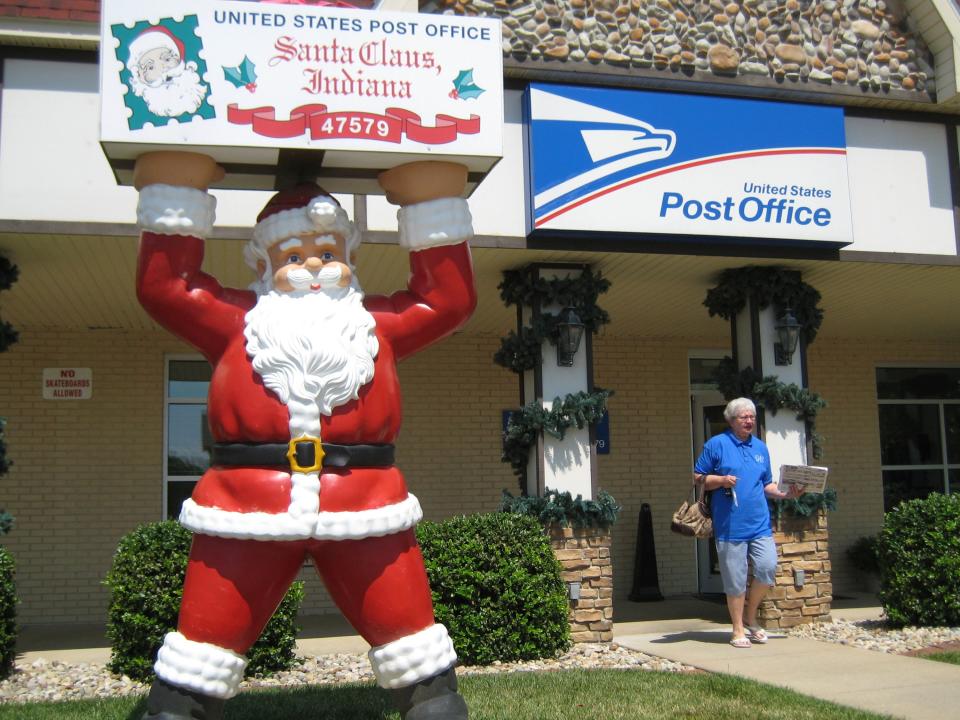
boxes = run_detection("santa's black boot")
[390,667,468,720]
[141,678,225,720]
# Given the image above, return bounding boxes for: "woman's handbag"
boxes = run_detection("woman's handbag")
[670,482,713,539]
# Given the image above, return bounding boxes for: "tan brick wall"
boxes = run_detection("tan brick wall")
[2,326,957,626]
[0,329,516,625]
[397,333,518,520]
[0,329,179,624]
[807,338,960,594]
[593,335,726,599]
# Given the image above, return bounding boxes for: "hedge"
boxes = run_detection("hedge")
[416,513,570,666]
[104,521,303,680]
[0,547,15,679]
[877,493,960,627]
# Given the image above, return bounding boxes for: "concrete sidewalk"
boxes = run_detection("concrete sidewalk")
[614,604,960,720]
[15,596,960,719]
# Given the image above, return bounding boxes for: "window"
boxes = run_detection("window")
[164,358,212,519]
[877,367,960,511]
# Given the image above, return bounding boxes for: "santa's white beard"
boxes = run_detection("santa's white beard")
[243,281,379,423]
[131,64,207,117]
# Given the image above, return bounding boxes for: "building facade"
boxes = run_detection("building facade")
[0,0,958,627]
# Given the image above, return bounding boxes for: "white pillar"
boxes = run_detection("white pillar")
[732,295,808,469]
[521,266,596,500]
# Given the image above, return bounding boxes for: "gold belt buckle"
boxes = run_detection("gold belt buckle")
[287,435,324,473]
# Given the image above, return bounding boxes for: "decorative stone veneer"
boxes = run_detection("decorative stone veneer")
[439,0,934,97]
[759,509,833,629]
[548,525,614,642]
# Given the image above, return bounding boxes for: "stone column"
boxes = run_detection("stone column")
[547,525,613,642]
[759,509,833,629]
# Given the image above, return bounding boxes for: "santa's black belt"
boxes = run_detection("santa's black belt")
[212,438,394,473]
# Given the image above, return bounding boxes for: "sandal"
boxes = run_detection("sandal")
[729,636,752,649]
[745,626,768,644]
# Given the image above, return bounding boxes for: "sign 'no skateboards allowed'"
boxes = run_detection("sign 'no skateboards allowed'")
[99,0,503,194]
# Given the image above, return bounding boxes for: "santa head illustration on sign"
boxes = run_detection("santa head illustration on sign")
[126,25,208,118]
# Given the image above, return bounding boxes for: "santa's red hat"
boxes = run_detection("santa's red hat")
[127,26,185,68]
[246,184,359,271]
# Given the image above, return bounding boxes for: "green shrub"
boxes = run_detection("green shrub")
[416,513,570,666]
[877,493,960,627]
[0,547,16,679]
[104,521,303,680]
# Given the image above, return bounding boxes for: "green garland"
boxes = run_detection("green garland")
[0,255,17,535]
[714,358,827,422]
[703,266,823,344]
[499,487,621,529]
[494,268,610,374]
[502,390,613,478]
[707,266,828,463]
[0,257,18,355]
[770,487,838,523]
[713,357,827,461]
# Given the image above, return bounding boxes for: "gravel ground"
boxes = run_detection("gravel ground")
[3,620,960,705]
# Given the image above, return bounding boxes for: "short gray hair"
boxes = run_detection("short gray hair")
[723,397,756,422]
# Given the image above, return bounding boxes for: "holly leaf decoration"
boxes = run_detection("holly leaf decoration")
[450,69,485,100]
[223,56,258,91]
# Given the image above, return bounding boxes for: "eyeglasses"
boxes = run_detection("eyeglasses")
[736,415,756,420]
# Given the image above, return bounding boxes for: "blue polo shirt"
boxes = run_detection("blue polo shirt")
[694,429,774,542]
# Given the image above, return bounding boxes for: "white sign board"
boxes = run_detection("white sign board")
[778,464,829,495]
[99,0,503,194]
[43,368,92,400]
[527,84,853,247]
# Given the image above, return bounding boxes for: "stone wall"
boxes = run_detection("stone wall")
[441,0,934,98]
[548,525,614,642]
[759,508,833,629]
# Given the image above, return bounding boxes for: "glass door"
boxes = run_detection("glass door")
[690,387,727,597]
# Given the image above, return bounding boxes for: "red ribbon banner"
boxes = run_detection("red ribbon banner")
[226,104,480,145]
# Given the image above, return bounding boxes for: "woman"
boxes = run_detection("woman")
[693,397,801,648]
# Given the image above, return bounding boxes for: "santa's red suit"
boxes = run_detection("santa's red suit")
[136,183,476,701]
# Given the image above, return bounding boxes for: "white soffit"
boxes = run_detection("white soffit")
[907,0,960,107]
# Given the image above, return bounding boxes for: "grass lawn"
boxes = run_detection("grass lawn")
[0,669,893,720]
[924,650,960,666]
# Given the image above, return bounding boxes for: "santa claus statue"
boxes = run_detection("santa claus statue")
[134,151,476,720]
[126,27,208,118]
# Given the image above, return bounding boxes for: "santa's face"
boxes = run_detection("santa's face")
[137,46,182,87]
[262,233,353,294]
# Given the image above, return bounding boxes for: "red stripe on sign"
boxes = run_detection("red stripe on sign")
[534,147,848,227]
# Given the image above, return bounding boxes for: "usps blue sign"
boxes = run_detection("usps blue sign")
[526,84,852,245]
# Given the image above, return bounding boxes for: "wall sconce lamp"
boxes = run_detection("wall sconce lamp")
[556,306,585,367]
[774,308,802,366]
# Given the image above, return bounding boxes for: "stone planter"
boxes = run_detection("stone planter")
[758,508,833,630]
[547,525,613,643]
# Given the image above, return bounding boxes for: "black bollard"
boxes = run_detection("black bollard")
[629,503,664,602]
